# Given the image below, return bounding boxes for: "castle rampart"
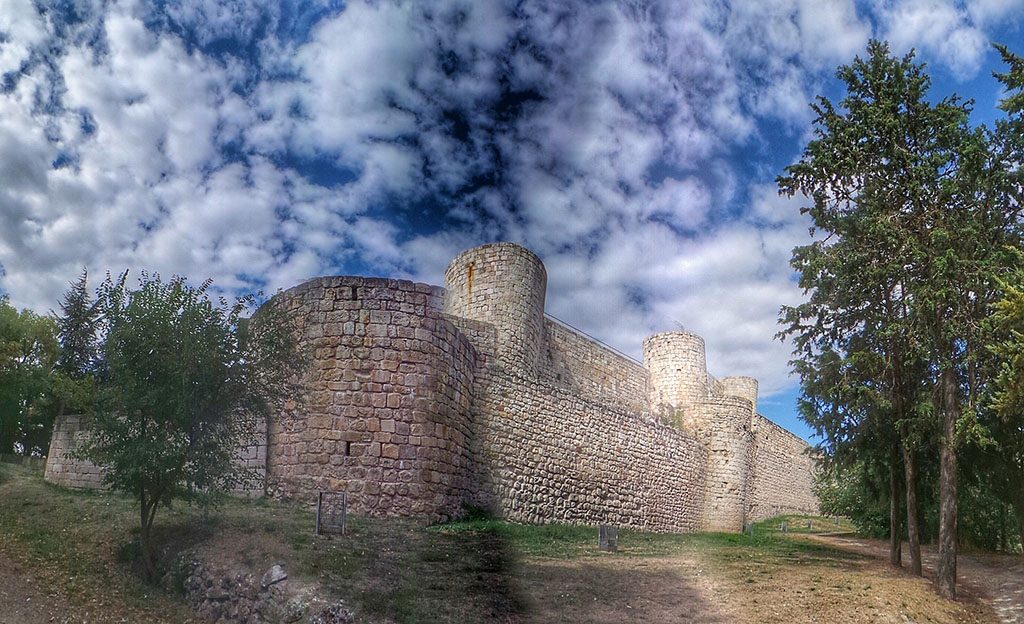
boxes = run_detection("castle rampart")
[44,242,819,531]
[44,414,106,490]
[265,276,479,521]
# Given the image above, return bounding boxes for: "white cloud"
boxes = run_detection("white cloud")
[0,0,47,75]
[875,0,989,78]
[1,0,1021,407]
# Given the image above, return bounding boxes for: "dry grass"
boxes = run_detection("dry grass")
[0,463,1001,623]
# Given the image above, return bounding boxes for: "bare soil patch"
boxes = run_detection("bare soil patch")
[811,533,1024,624]
[0,551,78,624]
[519,554,734,623]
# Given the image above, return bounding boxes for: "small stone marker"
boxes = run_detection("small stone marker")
[807,520,813,530]
[599,525,618,552]
[780,521,789,534]
[261,564,287,589]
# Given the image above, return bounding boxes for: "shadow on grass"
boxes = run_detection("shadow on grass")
[310,517,526,623]
[520,558,730,624]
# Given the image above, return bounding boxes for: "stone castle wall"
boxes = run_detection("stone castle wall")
[265,277,478,522]
[44,241,818,533]
[471,369,708,532]
[681,398,755,531]
[747,414,820,521]
[44,413,106,490]
[539,317,649,415]
[643,332,711,413]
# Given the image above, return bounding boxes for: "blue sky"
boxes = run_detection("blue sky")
[1,1,1022,442]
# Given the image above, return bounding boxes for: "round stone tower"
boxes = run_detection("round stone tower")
[444,242,547,377]
[681,396,755,532]
[719,376,758,414]
[642,331,710,414]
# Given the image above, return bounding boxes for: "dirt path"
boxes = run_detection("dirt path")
[810,534,1024,624]
[0,552,80,624]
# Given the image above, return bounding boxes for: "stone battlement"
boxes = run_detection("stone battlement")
[45,242,818,532]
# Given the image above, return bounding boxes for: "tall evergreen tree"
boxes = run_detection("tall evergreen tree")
[778,41,941,578]
[54,269,101,379]
[779,41,1021,595]
[978,44,1024,552]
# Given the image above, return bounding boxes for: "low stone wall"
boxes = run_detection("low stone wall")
[173,557,353,623]
[265,276,478,522]
[540,317,649,415]
[471,369,708,532]
[747,414,820,521]
[43,413,106,489]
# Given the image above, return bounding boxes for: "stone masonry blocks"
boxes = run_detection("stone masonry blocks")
[443,242,547,378]
[44,413,106,490]
[643,331,710,414]
[265,276,478,523]
[719,376,759,414]
[682,396,755,532]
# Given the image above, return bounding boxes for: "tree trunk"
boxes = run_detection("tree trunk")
[937,366,960,599]
[889,451,903,567]
[139,491,158,582]
[903,444,923,575]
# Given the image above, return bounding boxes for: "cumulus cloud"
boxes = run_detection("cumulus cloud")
[872,0,1012,78]
[0,0,1020,406]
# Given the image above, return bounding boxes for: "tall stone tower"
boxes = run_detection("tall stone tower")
[643,331,756,532]
[643,331,710,419]
[443,242,548,378]
[720,376,758,413]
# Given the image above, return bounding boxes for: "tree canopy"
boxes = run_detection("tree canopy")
[79,273,304,579]
[0,297,59,456]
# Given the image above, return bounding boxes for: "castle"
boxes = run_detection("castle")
[45,242,818,532]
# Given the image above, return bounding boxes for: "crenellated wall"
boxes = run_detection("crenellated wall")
[45,242,818,533]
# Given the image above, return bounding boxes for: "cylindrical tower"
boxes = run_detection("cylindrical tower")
[444,242,547,377]
[681,396,755,532]
[719,376,758,414]
[642,331,710,414]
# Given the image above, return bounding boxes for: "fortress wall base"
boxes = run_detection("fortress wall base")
[681,397,755,532]
[43,413,106,490]
[232,417,268,496]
